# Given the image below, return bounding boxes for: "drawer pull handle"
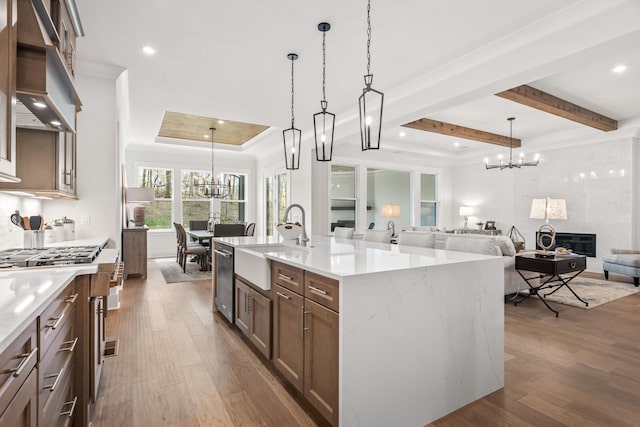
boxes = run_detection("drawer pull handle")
[213,249,232,258]
[276,292,291,300]
[66,293,79,304]
[9,347,38,377]
[278,273,293,281]
[44,367,64,391]
[46,312,65,330]
[570,262,577,269]
[60,337,78,353]
[248,295,253,312]
[60,396,78,417]
[303,310,310,336]
[308,285,328,295]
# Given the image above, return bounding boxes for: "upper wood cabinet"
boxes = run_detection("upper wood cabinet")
[0,0,19,183]
[0,127,76,198]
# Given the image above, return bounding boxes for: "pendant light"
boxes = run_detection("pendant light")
[485,117,539,170]
[283,53,301,170]
[194,127,239,198]
[313,22,335,162]
[359,0,384,151]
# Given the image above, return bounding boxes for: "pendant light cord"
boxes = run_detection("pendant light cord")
[322,30,327,104]
[508,118,514,165]
[366,0,372,75]
[290,58,295,128]
[210,127,215,182]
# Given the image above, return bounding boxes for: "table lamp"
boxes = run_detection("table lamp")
[126,187,155,226]
[529,197,567,257]
[381,203,401,237]
[459,206,473,229]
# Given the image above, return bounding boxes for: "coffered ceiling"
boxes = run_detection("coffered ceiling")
[75,0,640,161]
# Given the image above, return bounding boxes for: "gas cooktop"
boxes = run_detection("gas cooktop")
[0,246,102,268]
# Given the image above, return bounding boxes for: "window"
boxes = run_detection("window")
[181,170,211,228]
[265,176,274,236]
[265,173,288,236]
[420,173,437,227]
[138,167,173,230]
[330,165,357,231]
[277,173,288,225]
[367,169,410,229]
[219,174,247,223]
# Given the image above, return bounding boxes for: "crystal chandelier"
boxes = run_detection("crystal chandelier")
[283,53,301,170]
[313,22,335,162]
[194,127,239,198]
[485,117,539,170]
[359,0,384,151]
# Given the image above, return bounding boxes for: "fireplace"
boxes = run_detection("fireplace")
[535,232,597,257]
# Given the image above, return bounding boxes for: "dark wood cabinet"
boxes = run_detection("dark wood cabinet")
[304,299,339,426]
[273,283,304,392]
[271,261,340,426]
[0,367,37,427]
[235,278,272,359]
[89,297,105,404]
[0,0,18,182]
[0,128,76,198]
[122,226,148,279]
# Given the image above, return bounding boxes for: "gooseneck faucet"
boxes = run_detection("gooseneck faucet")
[282,204,309,246]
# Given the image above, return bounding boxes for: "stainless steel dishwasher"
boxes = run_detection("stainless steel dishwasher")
[214,243,234,323]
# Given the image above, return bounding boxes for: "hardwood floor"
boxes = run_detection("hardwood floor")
[93,260,640,426]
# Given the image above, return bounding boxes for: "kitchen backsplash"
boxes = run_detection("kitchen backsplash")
[0,194,43,250]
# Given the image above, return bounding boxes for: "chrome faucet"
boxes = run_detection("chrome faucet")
[282,204,309,246]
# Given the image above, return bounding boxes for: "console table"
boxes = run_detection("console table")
[514,253,587,317]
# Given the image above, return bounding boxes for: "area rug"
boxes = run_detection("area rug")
[156,258,211,283]
[541,277,638,309]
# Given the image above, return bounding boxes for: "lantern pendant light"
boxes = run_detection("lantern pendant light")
[359,0,384,151]
[283,53,302,170]
[313,22,335,162]
[194,127,239,198]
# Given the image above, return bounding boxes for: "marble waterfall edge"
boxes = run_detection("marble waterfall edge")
[339,257,504,426]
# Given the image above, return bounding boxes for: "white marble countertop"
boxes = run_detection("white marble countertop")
[0,265,98,353]
[214,235,496,280]
[44,237,110,248]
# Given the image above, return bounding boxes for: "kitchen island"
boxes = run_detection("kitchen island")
[213,235,504,426]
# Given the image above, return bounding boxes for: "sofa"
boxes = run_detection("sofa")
[397,229,535,295]
[603,249,640,287]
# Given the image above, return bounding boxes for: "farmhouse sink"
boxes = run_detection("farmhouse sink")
[235,245,308,291]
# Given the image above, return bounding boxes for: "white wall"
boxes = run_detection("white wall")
[452,137,637,273]
[42,70,121,249]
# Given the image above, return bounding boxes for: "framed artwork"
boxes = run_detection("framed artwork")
[484,221,496,230]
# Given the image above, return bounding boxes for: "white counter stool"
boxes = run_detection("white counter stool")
[363,229,392,243]
[333,226,355,239]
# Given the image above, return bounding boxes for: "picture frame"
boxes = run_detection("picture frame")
[484,221,496,230]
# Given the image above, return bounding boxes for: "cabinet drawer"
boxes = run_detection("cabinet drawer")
[555,256,586,274]
[42,356,74,427]
[0,320,38,416]
[39,308,76,422]
[0,365,37,427]
[271,261,304,295]
[39,281,78,360]
[304,271,339,313]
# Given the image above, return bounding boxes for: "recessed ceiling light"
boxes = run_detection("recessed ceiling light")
[142,45,157,55]
[454,142,460,147]
[612,64,627,73]
[203,134,209,138]
[218,120,225,124]
[50,120,61,126]
[33,101,46,108]
[399,131,406,137]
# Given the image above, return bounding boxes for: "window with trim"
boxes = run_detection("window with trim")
[367,169,410,229]
[181,170,212,228]
[420,173,437,227]
[330,165,357,231]
[265,173,288,236]
[138,167,173,230]
[219,174,247,224]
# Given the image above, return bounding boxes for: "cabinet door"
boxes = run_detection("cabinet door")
[0,367,37,427]
[89,297,104,404]
[272,284,304,392]
[304,299,339,427]
[249,290,271,359]
[234,279,250,335]
[0,0,17,179]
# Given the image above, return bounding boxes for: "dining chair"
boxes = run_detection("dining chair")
[245,222,256,236]
[333,226,355,239]
[363,229,393,243]
[174,223,208,272]
[213,223,246,237]
[189,220,210,245]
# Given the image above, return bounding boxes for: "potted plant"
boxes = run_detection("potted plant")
[476,222,484,230]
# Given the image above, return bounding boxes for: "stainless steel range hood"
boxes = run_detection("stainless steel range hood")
[16,0,82,133]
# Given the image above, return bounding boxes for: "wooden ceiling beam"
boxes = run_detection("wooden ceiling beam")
[495,85,617,131]
[402,118,521,148]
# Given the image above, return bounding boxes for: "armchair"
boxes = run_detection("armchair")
[603,249,640,287]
